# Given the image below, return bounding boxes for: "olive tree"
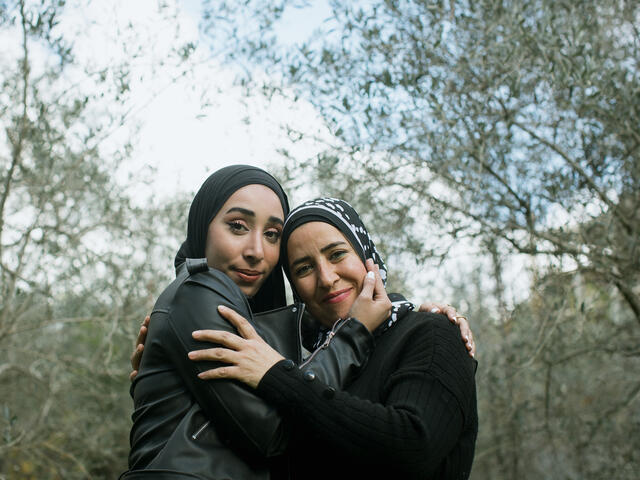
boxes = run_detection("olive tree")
[0,1,191,477]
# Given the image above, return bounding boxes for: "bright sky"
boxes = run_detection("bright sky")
[5,0,531,306]
[95,0,334,203]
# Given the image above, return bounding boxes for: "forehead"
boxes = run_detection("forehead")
[287,221,351,254]
[221,184,284,217]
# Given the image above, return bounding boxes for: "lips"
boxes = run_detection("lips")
[233,268,263,283]
[322,288,353,304]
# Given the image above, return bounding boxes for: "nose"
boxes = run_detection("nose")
[316,260,339,289]
[243,230,265,265]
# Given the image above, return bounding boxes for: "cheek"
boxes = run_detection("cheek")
[264,242,281,269]
[205,225,235,268]
[293,277,314,304]
[350,261,368,291]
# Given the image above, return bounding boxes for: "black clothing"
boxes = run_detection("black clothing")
[174,164,290,312]
[121,262,374,480]
[258,311,478,480]
[273,196,478,478]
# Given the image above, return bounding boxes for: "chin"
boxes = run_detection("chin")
[239,286,256,297]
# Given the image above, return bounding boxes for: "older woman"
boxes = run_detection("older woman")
[190,198,478,479]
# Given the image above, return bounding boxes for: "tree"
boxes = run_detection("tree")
[0,1,191,477]
[211,0,640,323]
[201,1,640,478]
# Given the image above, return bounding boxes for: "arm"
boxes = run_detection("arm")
[164,271,289,459]
[190,264,389,388]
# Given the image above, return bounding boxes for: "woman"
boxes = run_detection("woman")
[189,198,478,479]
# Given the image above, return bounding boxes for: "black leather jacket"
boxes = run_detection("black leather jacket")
[120,259,374,480]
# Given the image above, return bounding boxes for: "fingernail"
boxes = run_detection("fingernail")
[366,271,375,280]
[217,305,226,311]
[192,330,201,337]
[430,307,440,313]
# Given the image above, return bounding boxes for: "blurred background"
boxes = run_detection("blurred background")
[0,1,638,478]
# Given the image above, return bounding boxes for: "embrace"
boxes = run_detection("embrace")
[120,165,478,480]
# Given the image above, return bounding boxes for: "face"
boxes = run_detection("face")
[205,184,284,297]
[287,222,367,327]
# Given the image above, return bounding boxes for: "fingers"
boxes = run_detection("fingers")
[371,263,386,298]
[359,270,376,299]
[188,346,238,364]
[217,305,257,339]
[418,301,447,314]
[456,316,475,357]
[419,302,458,322]
[130,315,150,373]
[129,370,138,382]
[197,365,239,381]
[136,316,150,346]
[442,305,460,323]
[130,343,144,371]
[359,259,376,298]
[192,329,244,350]
[450,315,475,357]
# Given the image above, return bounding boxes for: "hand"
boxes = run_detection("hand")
[129,315,150,382]
[419,302,475,358]
[348,259,393,332]
[188,305,285,389]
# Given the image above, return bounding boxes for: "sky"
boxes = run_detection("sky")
[94,0,334,203]
[65,0,530,306]
[3,0,531,306]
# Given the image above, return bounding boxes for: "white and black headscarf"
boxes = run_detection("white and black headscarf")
[281,197,414,341]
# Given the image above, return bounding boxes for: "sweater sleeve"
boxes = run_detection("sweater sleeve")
[256,316,475,478]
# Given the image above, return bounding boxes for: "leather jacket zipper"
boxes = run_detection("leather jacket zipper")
[192,420,209,440]
[300,317,350,368]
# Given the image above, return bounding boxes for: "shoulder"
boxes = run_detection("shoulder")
[153,264,246,310]
[394,310,461,344]
[392,311,475,379]
[173,267,252,317]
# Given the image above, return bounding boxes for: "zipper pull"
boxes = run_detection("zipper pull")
[319,329,336,349]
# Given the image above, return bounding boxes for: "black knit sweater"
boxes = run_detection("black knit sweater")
[258,311,478,480]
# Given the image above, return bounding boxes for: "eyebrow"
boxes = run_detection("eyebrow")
[225,207,284,226]
[290,241,348,267]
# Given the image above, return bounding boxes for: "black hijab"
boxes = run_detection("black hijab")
[281,197,413,337]
[175,164,290,313]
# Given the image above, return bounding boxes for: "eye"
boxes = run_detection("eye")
[329,250,347,262]
[227,221,248,234]
[294,264,312,277]
[264,228,282,244]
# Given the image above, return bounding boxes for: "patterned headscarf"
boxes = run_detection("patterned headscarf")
[281,197,414,338]
[174,164,290,313]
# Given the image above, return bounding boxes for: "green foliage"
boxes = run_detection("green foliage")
[214,0,640,320]
[463,268,640,479]
[207,0,640,478]
[0,1,190,477]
